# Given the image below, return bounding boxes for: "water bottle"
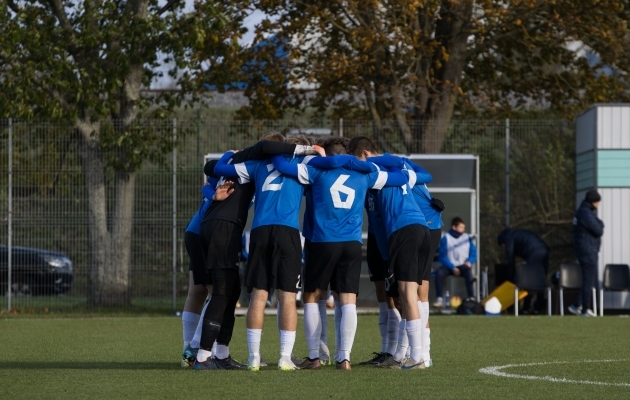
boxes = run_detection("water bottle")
[445,291,451,309]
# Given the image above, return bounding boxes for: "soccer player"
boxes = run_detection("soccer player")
[348,137,431,370]
[193,133,322,370]
[272,137,408,370]
[180,173,231,367]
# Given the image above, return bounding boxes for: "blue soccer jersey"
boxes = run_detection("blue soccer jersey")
[377,161,428,238]
[412,183,444,230]
[185,178,218,234]
[234,157,304,230]
[296,164,388,243]
[365,189,390,260]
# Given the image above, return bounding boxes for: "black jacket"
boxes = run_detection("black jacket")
[573,200,604,259]
[497,228,549,268]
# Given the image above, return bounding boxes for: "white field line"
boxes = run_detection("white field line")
[479,359,630,387]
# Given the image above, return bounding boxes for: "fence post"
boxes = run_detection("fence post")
[172,118,178,312]
[7,118,12,311]
[339,118,343,137]
[505,118,510,227]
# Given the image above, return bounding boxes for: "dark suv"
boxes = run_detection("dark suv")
[0,244,74,295]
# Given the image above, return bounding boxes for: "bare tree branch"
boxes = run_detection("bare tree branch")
[7,0,20,13]
[157,0,180,15]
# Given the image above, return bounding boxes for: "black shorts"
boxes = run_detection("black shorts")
[367,233,387,282]
[200,219,242,271]
[388,224,431,284]
[305,241,362,294]
[186,231,212,286]
[424,229,442,281]
[245,225,302,293]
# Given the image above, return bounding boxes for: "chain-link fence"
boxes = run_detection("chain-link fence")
[0,117,576,313]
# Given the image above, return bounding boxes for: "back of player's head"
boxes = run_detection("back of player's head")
[259,131,285,142]
[451,217,465,227]
[347,136,377,157]
[323,137,348,156]
[315,136,328,146]
[286,134,311,145]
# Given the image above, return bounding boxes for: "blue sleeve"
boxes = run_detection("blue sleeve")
[307,155,353,169]
[402,158,433,184]
[241,235,249,260]
[201,184,215,200]
[368,154,403,169]
[214,151,239,178]
[384,171,408,187]
[467,238,478,264]
[272,155,299,178]
[438,236,454,269]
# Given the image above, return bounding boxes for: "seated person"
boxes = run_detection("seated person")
[433,217,477,307]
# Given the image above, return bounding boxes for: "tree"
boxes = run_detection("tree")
[215,0,630,152]
[0,0,243,306]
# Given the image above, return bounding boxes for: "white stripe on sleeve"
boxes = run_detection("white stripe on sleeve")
[234,163,251,184]
[371,171,388,190]
[302,155,315,165]
[297,164,310,185]
[407,168,417,187]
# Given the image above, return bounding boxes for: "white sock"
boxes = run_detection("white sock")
[247,328,262,363]
[196,348,212,363]
[190,301,210,349]
[378,302,388,353]
[318,300,329,345]
[422,302,431,361]
[338,304,357,362]
[406,319,422,363]
[215,344,229,359]
[280,330,296,359]
[304,303,321,359]
[387,308,401,355]
[418,301,425,361]
[393,319,408,362]
[334,300,342,360]
[182,311,201,346]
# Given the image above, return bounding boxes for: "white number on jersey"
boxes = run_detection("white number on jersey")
[262,163,283,191]
[330,175,356,209]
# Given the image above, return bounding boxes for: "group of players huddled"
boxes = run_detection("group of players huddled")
[179,132,444,371]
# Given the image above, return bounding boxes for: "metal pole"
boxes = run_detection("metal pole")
[8,118,13,311]
[339,118,343,137]
[505,118,510,227]
[172,119,178,312]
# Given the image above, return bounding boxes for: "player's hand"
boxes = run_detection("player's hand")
[313,145,326,157]
[453,267,461,276]
[464,261,472,268]
[213,181,235,201]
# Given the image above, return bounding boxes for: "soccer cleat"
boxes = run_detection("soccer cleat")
[193,358,220,370]
[278,358,300,371]
[260,356,268,367]
[336,360,351,370]
[214,355,246,370]
[358,352,386,366]
[581,309,596,317]
[290,353,302,366]
[181,344,198,368]
[247,357,261,371]
[298,357,322,370]
[423,359,433,368]
[376,354,403,369]
[567,304,582,315]
[401,357,427,370]
[433,298,444,308]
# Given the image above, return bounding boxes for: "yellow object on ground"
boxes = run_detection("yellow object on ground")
[482,281,528,311]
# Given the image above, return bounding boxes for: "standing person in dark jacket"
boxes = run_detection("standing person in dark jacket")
[497,228,550,313]
[568,190,604,317]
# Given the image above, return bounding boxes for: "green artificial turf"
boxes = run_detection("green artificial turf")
[1,315,629,399]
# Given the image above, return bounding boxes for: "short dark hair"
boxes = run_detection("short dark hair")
[323,137,348,156]
[286,134,310,145]
[259,131,285,142]
[347,136,377,157]
[451,217,465,227]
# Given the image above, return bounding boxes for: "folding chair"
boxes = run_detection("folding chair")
[599,264,630,317]
[558,263,581,316]
[514,264,551,317]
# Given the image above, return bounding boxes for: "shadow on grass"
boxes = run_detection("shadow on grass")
[0,362,180,370]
